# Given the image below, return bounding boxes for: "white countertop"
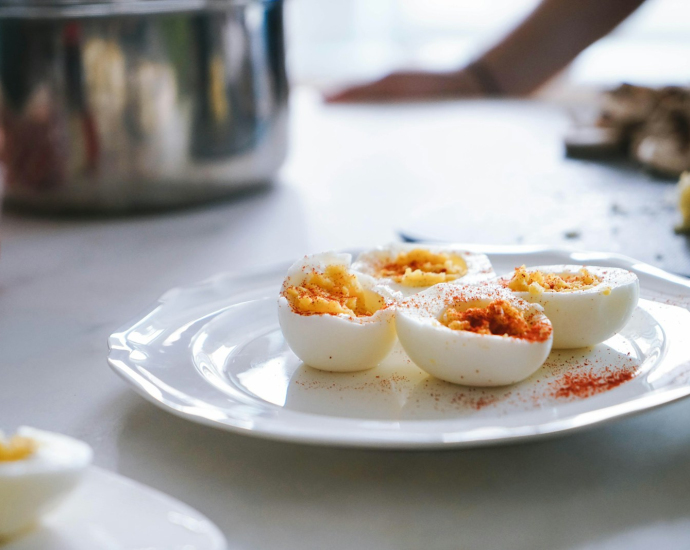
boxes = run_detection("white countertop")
[2,89,690,550]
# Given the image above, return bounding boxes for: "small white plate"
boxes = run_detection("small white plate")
[108,247,690,449]
[3,467,226,550]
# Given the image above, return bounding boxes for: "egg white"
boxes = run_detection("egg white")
[395,284,553,387]
[278,252,399,372]
[0,427,93,539]
[500,265,639,349]
[351,243,495,297]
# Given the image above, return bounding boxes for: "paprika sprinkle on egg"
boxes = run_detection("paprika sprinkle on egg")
[440,298,552,342]
[377,249,468,287]
[506,265,603,294]
[283,263,383,317]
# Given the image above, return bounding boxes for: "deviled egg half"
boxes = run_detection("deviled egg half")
[352,243,494,297]
[278,252,399,372]
[396,284,553,387]
[501,265,639,349]
[0,427,93,539]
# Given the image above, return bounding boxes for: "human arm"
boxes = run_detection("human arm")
[325,0,646,102]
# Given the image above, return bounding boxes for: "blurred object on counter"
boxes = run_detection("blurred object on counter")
[675,171,690,233]
[634,87,690,174]
[564,84,657,159]
[0,0,288,214]
[566,83,690,177]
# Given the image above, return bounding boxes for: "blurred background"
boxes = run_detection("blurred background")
[286,0,690,95]
[3,0,690,214]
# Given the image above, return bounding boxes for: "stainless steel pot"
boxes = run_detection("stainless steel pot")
[0,0,288,212]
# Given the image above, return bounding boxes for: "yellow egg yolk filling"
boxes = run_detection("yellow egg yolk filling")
[285,264,383,317]
[507,266,604,295]
[0,435,36,462]
[378,249,468,287]
[440,299,551,342]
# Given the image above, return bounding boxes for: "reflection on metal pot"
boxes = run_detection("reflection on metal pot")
[0,0,288,212]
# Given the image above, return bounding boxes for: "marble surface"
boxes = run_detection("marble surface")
[2,89,690,549]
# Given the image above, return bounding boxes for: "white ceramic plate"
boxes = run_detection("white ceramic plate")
[108,246,690,449]
[3,466,226,550]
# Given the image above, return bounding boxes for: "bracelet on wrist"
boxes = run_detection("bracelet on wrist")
[466,60,503,97]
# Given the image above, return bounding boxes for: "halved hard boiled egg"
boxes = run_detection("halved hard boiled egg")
[396,284,553,386]
[278,252,399,372]
[500,265,639,349]
[351,243,494,296]
[0,427,93,539]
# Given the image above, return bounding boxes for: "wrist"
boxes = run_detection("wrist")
[431,70,485,98]
[464,59,504,97]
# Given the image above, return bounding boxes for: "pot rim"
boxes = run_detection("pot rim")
[0,0,278,18]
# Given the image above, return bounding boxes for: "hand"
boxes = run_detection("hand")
[324,70,485,103]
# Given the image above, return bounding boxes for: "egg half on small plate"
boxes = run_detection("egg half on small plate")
[0,427,92,540]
